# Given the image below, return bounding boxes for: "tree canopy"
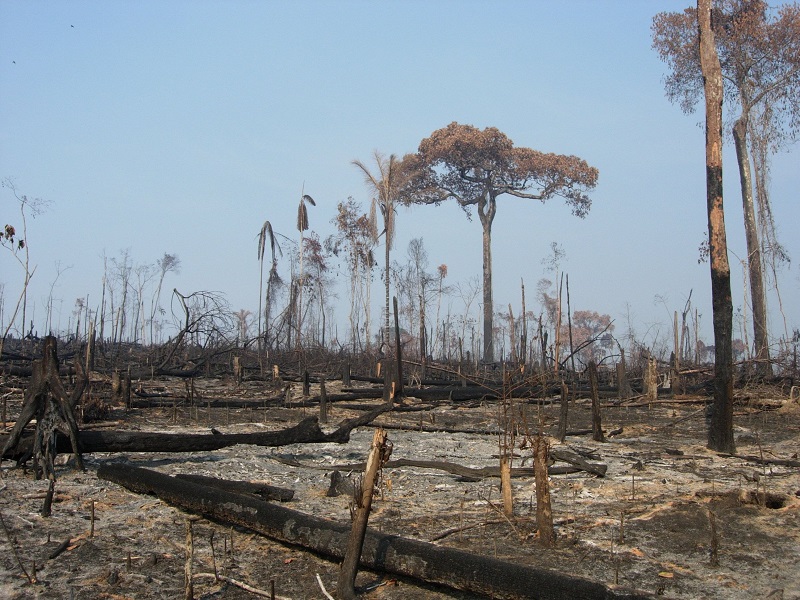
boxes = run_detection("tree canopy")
[407,122,597,220]
[405,122,598,362]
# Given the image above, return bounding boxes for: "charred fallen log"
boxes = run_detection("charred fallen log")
[174,473,294,502]
[272,453,607,479]
[2,403,393,460]
[97,463,651,600]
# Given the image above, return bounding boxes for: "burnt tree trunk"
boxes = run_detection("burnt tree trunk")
[557,381,569,442]
[535,434,555,547]
[699,0,735,454]
[393,296,404,401]
[174,473,294,502]
[588,361,604,443]
[337,428,389,600]
[616,350,632,400]
[3,403,393,459]
[733,116,771,378]
[98,463,648,600]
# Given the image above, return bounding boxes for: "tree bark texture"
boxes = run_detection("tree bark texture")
[616,351,632,400]
[500,455,514,517]
[535,434,555,547]
[644,358,658,402]
[588,361,605,443]
[732,117,771,377]
[174,473,294,502]
[699,0,736,454]
[393,296,404,401]
[557,381,569,442]
[97,463,649,600]
[480,197,496,363]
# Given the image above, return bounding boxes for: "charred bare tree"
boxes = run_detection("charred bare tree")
[157,289,235,373]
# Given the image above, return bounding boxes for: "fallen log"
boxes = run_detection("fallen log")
[174,473,294,502]
[271,454,607,479]
[97,463,652,600]
[2,402,394,460]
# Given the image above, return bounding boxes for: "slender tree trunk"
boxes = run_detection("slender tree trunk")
[699,0,735,454]
[520,279,527,368]
[553,274,563,375]
[257,255,264,357]
[364,259,372,352]
[588,361,604,443]
[384,227,391,354]
[534,434,554,547]
[480,209,494,363]
[99,273,107,343]
[733,117,771,377]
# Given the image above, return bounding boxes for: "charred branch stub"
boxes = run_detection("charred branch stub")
[1,336,84,480]
[337,427,391,600]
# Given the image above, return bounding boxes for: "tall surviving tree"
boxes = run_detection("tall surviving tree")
[653,0,800,377]
[352,151,409,353]
[407,123,598,362]
[699,0,736,453]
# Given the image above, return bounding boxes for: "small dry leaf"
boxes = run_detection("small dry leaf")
[658,571,674,578]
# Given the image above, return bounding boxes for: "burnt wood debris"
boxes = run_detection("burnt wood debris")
[1,331,797,599]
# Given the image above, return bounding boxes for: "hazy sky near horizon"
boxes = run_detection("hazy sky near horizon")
[1,1,798,351]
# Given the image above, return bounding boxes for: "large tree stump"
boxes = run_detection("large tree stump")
[1,336,84,479]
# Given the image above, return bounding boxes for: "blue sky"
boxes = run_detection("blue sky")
[1,1,798,352]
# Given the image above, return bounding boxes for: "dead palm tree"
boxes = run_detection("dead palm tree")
[295,191,316,349]
[257,220,282,357]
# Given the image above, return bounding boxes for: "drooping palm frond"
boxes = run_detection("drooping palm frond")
[257,221,269,261]
[257,221,281,261]
[297,194,316,232]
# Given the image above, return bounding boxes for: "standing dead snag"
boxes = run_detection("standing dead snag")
[535,434,555,547]
[698,0,735,454]
[337,428,390,600]
[588,361,604,443]
[557,380,569,442]
[1,336,84,480]
[643,357,658,403]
